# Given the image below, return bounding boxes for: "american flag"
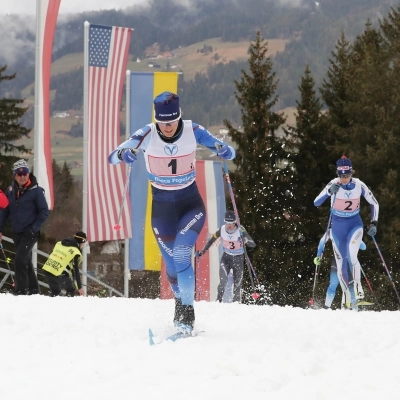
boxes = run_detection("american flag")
[35,0,61,210]
[86,23,133,242]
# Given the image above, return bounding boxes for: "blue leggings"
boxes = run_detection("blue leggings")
[151,183,206,306]
[331,214,363,305]
[325,260,339,308]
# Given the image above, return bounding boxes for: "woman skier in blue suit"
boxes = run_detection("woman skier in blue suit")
[108,92,235,333]
[314,156,379,311]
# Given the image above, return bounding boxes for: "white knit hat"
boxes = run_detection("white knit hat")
[12,159,30,175]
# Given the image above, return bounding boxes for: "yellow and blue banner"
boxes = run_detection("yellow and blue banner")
[128,72,179,271]
[127,72,227,301]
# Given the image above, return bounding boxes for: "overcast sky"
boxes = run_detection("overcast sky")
[0,0,147,15]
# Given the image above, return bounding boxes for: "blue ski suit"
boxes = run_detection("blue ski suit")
[314,177,378,308]
[109,120,235,306]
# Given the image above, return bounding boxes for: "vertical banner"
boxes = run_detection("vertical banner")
[127,72,179,271]
[84,23,133,242]
[34,0,61,210]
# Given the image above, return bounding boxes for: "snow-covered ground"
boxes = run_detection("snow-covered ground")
[0,295,399,400]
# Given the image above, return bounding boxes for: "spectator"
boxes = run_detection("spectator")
[0,159,49,295]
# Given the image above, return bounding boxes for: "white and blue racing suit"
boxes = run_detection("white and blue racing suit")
[108,120,235,306]
[314,177,379,307]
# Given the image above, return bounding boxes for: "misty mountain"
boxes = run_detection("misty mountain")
[1,0,399,118]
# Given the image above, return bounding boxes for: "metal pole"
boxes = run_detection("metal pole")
[82,21,90,296]
[124,70,131,297]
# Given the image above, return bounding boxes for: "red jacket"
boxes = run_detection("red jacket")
[0,190,8,209]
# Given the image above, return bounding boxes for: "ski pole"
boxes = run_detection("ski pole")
[309,195,335,306]
[221,161,259,282]
[114,155,135,231]
[360,265,381,311]
[371,236,400,305]
[0,243,15,287]
[216,149,260,298]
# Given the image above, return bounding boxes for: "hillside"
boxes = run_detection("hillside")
[18,37,290,175]
[8,0,398,174]
[22,37,288,98]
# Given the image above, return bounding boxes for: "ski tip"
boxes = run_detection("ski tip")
[149,328,155,346]
[356,301,374,306]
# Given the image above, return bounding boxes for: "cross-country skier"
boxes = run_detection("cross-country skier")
[108,92,235,334]
[314,229,366,309]
[196,210,256,302]
[314,156,379,311]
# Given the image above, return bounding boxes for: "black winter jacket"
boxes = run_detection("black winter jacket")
[0,173,49,234]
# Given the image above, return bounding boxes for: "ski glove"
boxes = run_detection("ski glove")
[217,144,232,160]
[313,257,321,266]
[329,182,341,195]
[367,221,377,237]
[24,229,39,239]
[117,149,137,164]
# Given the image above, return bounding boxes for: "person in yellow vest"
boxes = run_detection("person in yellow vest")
[42,231,87,296]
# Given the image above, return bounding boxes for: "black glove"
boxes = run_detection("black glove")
[23,229,39,239]
[367,221,377,237]
[196,250,204,257]
[329,182,341,195]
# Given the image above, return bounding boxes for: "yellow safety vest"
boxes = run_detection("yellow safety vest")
[42,242,82,277]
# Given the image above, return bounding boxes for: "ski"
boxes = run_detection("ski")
[357,300,374,306]
[149,328,202,346]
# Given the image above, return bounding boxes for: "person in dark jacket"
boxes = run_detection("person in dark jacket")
[0,160,49,295]
[197,210,256,302]
[42,232,87,297]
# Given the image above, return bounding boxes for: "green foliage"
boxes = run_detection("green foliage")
[41,160,82,252]
[68,120,83,138]
[315,7,400,309]
[224,6,400,308]
[0,65,31,188]
[224,32,305,305]
[51,68,83,112]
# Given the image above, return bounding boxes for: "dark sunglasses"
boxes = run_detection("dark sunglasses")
[16,172,29,177]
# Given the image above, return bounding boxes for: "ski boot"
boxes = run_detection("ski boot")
[174,304,195,335]
[173,297,184,325]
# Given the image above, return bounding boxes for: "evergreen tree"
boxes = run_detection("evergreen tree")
[288,65,329,241]
[224,31,299,305]
[317,16,400,309]
[43,160,82,250]
[319,32,355,152]
[0,65,31,188]
[377,6,400,259]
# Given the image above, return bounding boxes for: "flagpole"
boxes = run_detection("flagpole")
[82,20,90,296]
[32,0,43,275]
[124,70,131,297]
